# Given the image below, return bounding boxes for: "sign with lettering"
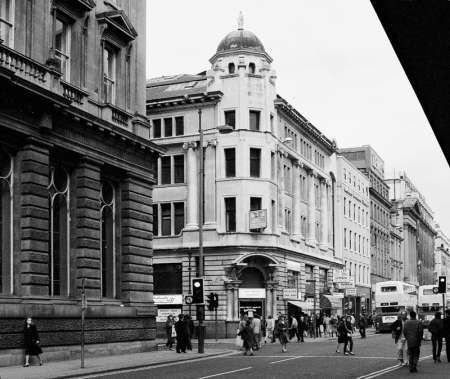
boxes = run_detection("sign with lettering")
[156,308,181,322]
[238,288,266,299]
[153,294,183,305]
[345,288,357,296]
[249,209,267,230]
[283,288,299,300]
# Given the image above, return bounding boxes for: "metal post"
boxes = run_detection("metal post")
[443,293,446,313]
[197,108,205,354]
[80,278,86,369]
[215,307,218,341]
[313,279,317,338]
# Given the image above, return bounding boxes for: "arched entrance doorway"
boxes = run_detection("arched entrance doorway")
[238,267,265,318]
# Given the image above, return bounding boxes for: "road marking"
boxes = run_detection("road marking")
[198,366,252,379]
[269,356,304,364]
[355,354,433,379]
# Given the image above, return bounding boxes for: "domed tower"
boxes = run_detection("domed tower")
[207,13,277,134]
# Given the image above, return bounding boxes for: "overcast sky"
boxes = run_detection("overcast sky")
[146,0,450,235]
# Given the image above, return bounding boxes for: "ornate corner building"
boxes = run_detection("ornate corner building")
[0,0,163,356]
[146,18,345,338]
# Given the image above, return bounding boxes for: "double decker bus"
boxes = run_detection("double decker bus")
[374,281,417,333]
[417,285,449,338]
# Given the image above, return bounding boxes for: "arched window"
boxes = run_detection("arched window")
[48,167,70,296]
[249,62,256,74]
[0,149,13,294]
[100,181,115,298]
[228,62,235,74]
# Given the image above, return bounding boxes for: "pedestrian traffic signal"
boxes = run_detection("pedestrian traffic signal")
[438,276,446,293]
[207,292,215,311]
[213,293,219,309]
[192,278,204,304]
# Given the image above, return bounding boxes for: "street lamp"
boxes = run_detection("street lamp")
[197,107,233,353]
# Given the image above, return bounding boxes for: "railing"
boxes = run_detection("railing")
[111,105,131,128]
[61,80,87,104]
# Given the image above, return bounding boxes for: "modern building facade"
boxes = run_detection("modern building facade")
[147,18,344,337]
[338,146,392,286]
[0,0,162,357]
[434,225,450,288]
[335,155,371,314]
[386,172,436,285]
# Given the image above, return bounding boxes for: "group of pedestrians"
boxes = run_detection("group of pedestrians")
[165,314,194,353]
[391,309,450,373]
[335,315,355,355]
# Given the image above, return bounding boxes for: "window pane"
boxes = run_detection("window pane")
[160,156,171,185]
[174,202,184,235]
[249,148,261,178]
[225,197,236,232]
[152,204,158,236]
[174,155,184,183]
[225,110,236,129]
[164,118,173,137]
[224,148,235,177]
[175,116,184,135]
[153,263,182,294]
[249,110,260,131]
[250,197,262,211]
[161,203,171,236]
[153,119,161,138]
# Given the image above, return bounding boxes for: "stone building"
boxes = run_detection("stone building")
[147,17,343,337]
[338,146,392,286]
[0,0,162,361]
[335,155,371,314]
[434,225,450,287]
[386,172,436,286]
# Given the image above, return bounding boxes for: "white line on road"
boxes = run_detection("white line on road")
[355,354,433,379]
[269,356,304,364]
[198,366,252,379]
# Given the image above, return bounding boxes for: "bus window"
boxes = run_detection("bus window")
[381,286,397,292]
[422,288,434,295]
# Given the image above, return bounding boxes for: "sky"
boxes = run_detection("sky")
[146,0,450,235]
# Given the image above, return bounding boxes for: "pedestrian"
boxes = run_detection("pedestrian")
[343,315,355,355]
[443,309,450,362]
[324,314,331,337]
[185,315,194,351]
[175,314,187,353]
[238,319,254,356]
[251,314,262,350]
[317,314,323,337]
[165,315,175,350]
[277,315,289,352]
[428,311,444,363]
[391,312,408,366]
[358,314,367,338]
[336,316,346,353]
[266,315,275,343]
[261,316,267,344]
[23,317,43,367]
[297,315,307,343]
[288,314,298,341]
[403,310,423,373]
[330,314,337,337]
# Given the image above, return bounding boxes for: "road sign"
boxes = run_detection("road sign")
[433,287,439,294]
[185,295,193,305]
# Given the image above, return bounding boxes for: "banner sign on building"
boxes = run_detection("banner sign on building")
[345,288,357,296]
[238,288,266,299]
[283,288,299,300]
[153,294,183,305]
[156,308,181,322]
[333,271,355,289]
[249,209,267,230]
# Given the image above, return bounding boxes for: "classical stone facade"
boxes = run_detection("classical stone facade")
[0,0,162,359]
[147,18,343,338]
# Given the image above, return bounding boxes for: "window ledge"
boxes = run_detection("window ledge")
[155,183,187,188]
[220,74,239,79]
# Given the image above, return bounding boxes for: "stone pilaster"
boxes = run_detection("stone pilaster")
[278,152,285,231]
[292,163,301,240]
[225,281,234,321]
[319,179,328,250]
[183,142,198,229]
[233,282,241,321]
[72,159,101,299]
[306,171,316,245]
[18,140,50,296]
[121,175,154,303]
[313,265,320,310]
[204,141,216,228]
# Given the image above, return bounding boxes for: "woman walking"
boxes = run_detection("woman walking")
[277,315,289,352]
[344,315,355,355]
[165,315,175,350]
[24,317,43,367]
[336,316,346,353]
[239,319,255,356]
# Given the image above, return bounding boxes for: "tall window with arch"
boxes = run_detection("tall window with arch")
[48,166,70,296]
[228,62,235,74]
[0,149,13,294]
[100,180,116,298]
[248,62,256,74]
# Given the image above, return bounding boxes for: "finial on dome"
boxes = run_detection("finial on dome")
[237,11,244,30]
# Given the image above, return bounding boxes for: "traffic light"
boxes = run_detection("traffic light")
[192,278,204,304]
[438,276,447,293]
[213,293,219,309]
[207,292,214,311]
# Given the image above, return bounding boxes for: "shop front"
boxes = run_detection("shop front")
[154,294,183,338]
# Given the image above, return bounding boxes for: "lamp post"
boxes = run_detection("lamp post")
[197,107,233,353]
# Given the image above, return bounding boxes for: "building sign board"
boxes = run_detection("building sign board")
[345,288,357,296]
[153,294,183,305]
[156,308,181,322]
[249,209,267,230]
[283,288,299,300]
[238,288,266,299]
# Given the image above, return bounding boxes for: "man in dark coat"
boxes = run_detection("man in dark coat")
[428,311,444,363]
[444,309,450,363]
[403,311,423,373]
[358,314,367,338]
[175,314,187,353]
[297,316,307,343]
[391,312,407,366]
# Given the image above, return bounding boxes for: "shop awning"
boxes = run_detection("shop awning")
[288,300,313,310]
[320,295,343,310]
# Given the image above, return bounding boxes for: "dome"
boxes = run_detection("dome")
[216,28,265,53]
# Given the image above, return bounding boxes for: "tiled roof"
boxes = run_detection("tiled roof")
[146,74,207,101]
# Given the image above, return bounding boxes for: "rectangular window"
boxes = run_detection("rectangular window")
[174,155,184,183]
[344,227,347,248]
[153,263,182,294]
[174,202,185,235]
[287,270,299,289]
[305,265,314,295]
[249,110,260,131]
[270,114,274,133]
[225,110,236,129]
[225,197,236,232]
[152,204,158,236]
[175,116,184,136]
[160,203,171,236]
[160,156,171,185]
[164,118,173,137]
[153,119,161,138]
[271,200,276,232]
[103,45,116,104]
[55,17,71,81]
[224,148,236,177]
[285,209,292,233]
[249,148,261,178]
[270,152,275,180]
[250,197,262,211]
[0,0,14,48]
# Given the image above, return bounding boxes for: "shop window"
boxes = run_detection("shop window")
[224,110,236,129]
[249,110,260,131]
[225,197,236,232]
[224,148,236,177]
[100,181,116,298]
[249,148,261,178]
